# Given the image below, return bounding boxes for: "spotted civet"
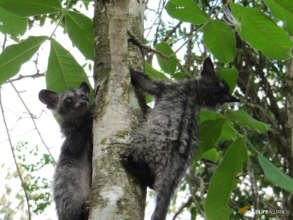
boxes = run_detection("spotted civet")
[121,58,239,220]
[39,82,92,220]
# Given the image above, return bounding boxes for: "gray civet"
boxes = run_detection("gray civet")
[39,82,92,220]
[121,58,239,220]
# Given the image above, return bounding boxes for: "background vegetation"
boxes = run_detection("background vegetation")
[0,0,292,219]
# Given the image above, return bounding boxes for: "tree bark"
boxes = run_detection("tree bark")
[90,0,146,220]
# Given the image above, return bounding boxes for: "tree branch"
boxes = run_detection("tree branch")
[184,24,195,75]
[247,157,258,220]
[0,87,32,220]
[163,21,182,42]
[9,81,56,165]
[172,196,193,220]
[128,30,168,59]
[152,0,166,47]
[256,53,284,126]
[172,174,205,220]
[8,73,45,83]
[128,30,190,76]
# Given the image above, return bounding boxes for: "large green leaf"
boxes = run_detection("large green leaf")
[47,39,91,95]
[0,0,61,17]
[0,36,46,85]
[199,109,223,124]
[205,139,247,220]
[195,119,225,161]
[258,153,293,192]
[216,68,238,93]
[202,148,219,163]
[199,110,237,141]
[65,11,94,60]
[263,0,293,35]
[198,109,237,141]
[199,119,225,148]
[230,3,292,60]
[226,109,270,133]
[0,7,27,37]
[155,42,177,74]
[203,21,236,63]
[219,121,237,141]
[145,62,168,79]
[165,0,208,25]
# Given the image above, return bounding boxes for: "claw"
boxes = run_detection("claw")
[82,200,90,214]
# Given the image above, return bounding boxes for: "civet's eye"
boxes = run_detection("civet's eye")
[81,95,89,101]
[219,81,226,88]
[64,97,72,106]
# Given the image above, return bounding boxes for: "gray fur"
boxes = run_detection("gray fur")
[121,58,238,220]
[39,82,92,220]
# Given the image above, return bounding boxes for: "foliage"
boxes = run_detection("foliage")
[0,0,93,92]
[205,139,247,220]
[15,142,54,215]
[0,0,292,219]
[0,142,54,219]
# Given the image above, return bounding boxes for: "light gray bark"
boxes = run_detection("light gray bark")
[90,0,146,220]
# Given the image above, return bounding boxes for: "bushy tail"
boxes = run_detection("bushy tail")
[151,183,174,220]
[55,194,87,220]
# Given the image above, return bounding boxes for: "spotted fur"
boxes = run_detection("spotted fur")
[121,58,238,220]
[39,82,92,220]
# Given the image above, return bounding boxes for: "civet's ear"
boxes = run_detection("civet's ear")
[201,57,216,78]
[39,90,59,109]
[79,82,90,95]
[130,69,162,97]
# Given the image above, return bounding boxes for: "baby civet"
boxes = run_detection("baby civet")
[39,82,92,220]
[121,58,239,220]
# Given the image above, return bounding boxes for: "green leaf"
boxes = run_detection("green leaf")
[203,21,236,63]
[0,7,27,37]
[0,0,61,17]
[226,109,270,133]
[227,109,271,133]
[219,121,237,141]
[230,3,292,60]
[172,72,189,79]
[205,139,247,220]
[195,119,225,161]
[198,109,237,144]
[47,39,92,98]
[0,36,46,85]
[263,0,293,35]
[65,11,94,60]
[155,42,177,74]
[258,153,293,192]
[199,109,223,124]
[145,62,168,79]
[202,148,218,162]
[216,68,238,93]
[165,0,208,25]
[199,119,225,149]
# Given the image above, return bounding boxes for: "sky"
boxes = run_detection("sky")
[0,2,193,220]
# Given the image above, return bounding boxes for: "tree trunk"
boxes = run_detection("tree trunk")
[89,0,146,220]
